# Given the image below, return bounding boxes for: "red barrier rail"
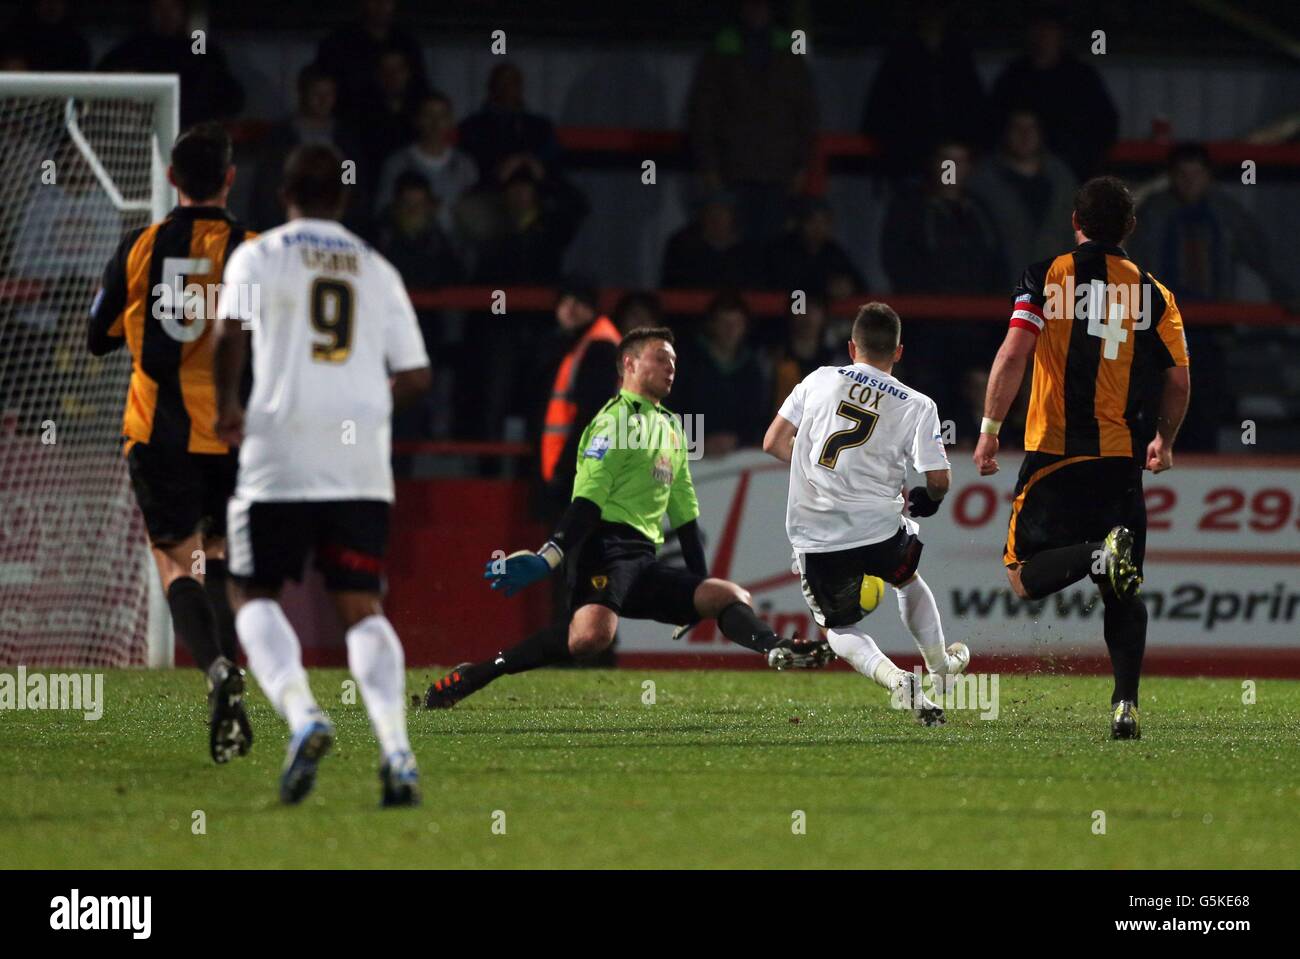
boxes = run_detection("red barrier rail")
[228,118,1300,169]
[407,286,1296,327]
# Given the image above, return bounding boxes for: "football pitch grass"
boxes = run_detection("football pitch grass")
[2,667,1298,869]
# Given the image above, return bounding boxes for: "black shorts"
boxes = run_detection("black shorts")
[569,522,703,625]
[126,442,238,545]
[798,524,924,629]
[227,498,390,592]
[1003,453,1147,572]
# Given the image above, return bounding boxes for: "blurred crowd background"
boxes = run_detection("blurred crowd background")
[3,0,1299,488]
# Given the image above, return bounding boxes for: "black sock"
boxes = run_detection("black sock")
[1019,542,1101,598]
[167,576,222,673]
[495,622,572,676]
[1101,588,1147,706]
[716,601,778,654]
[203,558,239,662]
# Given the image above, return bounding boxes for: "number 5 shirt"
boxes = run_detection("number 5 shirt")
[778,363,949,552]
[88,205,255,455]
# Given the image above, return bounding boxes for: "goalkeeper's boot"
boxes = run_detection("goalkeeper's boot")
[1110,700,1141,740]
[207,657,253,764]
[767,635,835,670]
[423,662,488,709]
[279,715,334,805]
[1102,526,1142,599]
[892,670,946,727]
[380,750,422,808]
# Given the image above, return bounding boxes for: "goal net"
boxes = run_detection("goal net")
[0,74,178,668]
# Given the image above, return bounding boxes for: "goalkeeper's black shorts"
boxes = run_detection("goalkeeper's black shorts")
[126,441,238,546]
[1003,452,1147,571]
[569,521,702,625]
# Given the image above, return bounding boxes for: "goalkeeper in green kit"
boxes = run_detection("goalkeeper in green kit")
[424,327,832,708]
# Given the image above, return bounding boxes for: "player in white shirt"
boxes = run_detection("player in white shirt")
[763,303,969,725]
[212,144,432,806]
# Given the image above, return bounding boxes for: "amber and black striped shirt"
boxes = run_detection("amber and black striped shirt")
[1008,240,1190,459]
[88,206,254,454]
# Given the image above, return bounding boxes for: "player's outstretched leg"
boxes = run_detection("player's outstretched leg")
[895,574,969,679]
[694,579,832,668]
[234,593,334,803]
[826,624,945,726]
[344,611,420,806]
[424,622,570,709]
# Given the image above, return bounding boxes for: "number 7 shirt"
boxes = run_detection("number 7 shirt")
[215,217,428,503]
[778,363,949,552]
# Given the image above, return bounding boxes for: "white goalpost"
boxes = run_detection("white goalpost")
[0,73,179,668]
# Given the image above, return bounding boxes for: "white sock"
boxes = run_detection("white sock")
[896,575,951,675]
[826,625,901,690]
[346,614,410,757]
[235,599,320,733]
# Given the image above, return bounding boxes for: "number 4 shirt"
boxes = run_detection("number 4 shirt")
[778,363,949,552]
[1010,239,1189,459]
[216,217,428,503]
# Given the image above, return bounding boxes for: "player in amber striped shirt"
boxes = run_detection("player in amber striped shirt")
[88,123,255,763]
[973,176,1191,740]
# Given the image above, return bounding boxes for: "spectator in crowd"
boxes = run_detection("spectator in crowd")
[860,1,990,177]
[660,190,758,289]
[1129,143,1296,305]
[354,46,426,193]
[457,62,560,187]
[473,161,589,285]
[533,279,621,517]
[687,0,818,243]
[1127,143,1297,453]
[762,197,865,300]
[374,171,464,290]
[3,0,91,72]
[374,92,478,237]
[769,295,834,415]
[968,109,1077,289]
[989,7,1118,181]
[611,291,665,334]
[671,292,769,456]
[250,65,364,232]
[313,0,429,122]
[882,140,1005,294]
[98,0,245,127]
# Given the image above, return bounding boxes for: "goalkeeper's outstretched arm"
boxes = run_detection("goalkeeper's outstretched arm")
[484,496,603,597]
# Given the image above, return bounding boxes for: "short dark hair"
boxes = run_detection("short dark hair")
[170,122,231,202]
[706,290,750,320]
[281,143,348,216]
[851,302,901,358]
[1073,175,1135,246]
[392,169,433,198]
[297,63,334,99]
[618,326,675,368]
[1168,141,1212,170]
